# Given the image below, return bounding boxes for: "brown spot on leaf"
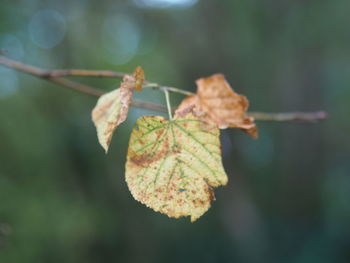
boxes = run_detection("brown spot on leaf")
[130,138,169,167]
[206,187,216,201]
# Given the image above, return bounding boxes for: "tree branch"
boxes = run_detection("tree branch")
[42,69,127,78]
[0,56,326,122]
[248,111,327,122]
[0,56,166,111]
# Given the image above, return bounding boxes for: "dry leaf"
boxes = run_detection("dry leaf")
[125,114,228,222]
[175,74,257,138]
[133,66,145,92]
[92,67,144,152]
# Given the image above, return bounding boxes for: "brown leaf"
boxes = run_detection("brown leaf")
[132,66,144,92]
[175,74,257,138]
[92,67,145,152]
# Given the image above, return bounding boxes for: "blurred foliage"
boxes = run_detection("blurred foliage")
[0,0,349,262]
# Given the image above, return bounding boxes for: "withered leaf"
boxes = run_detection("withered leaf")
[125,114,228,222]
[175,74,257,138]
[133,66,145,92]
[92,67,144,153]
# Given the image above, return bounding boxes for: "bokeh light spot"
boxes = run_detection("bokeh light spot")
[102,14,140,65]
[0,68,18,98]
[133,0,198,8]
[0,34,24,60]
[29,9,66,49]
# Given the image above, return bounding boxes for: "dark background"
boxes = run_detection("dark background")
[0,0,349,262]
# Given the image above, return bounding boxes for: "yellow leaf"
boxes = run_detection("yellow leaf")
[175,74,257,138]
[125,114,228,222]
[92,75,135,153]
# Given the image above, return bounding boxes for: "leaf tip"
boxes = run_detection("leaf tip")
[103,146,109,154]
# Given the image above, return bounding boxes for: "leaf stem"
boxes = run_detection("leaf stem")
[163,88,173,120]
[143,83,194,96]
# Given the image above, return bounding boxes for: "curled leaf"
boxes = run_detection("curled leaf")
[92,67,144,152]
[133,66,145,92]
[125,114,228,222]
[175,74,257,138]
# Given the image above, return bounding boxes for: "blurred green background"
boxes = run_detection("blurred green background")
[0,0,349,262]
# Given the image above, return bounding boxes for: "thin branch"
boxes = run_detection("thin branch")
[248,111,327,122]
[131,100,167,112]
[42,69,127,78]
[44,76,105,97]
[0,56,166,111]
[0,56,104,96]
[0,56,126,79]
[0,56,327,122]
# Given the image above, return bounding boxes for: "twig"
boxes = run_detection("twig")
[43,76,105,97]
[42,69,127,78]
[0,56,126,79]
[0,56,327,122]
[0,56,166,111]
[0,56,104,96]
[131,100,167,112]
[0,56,192,95]
[248,111,327,122]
